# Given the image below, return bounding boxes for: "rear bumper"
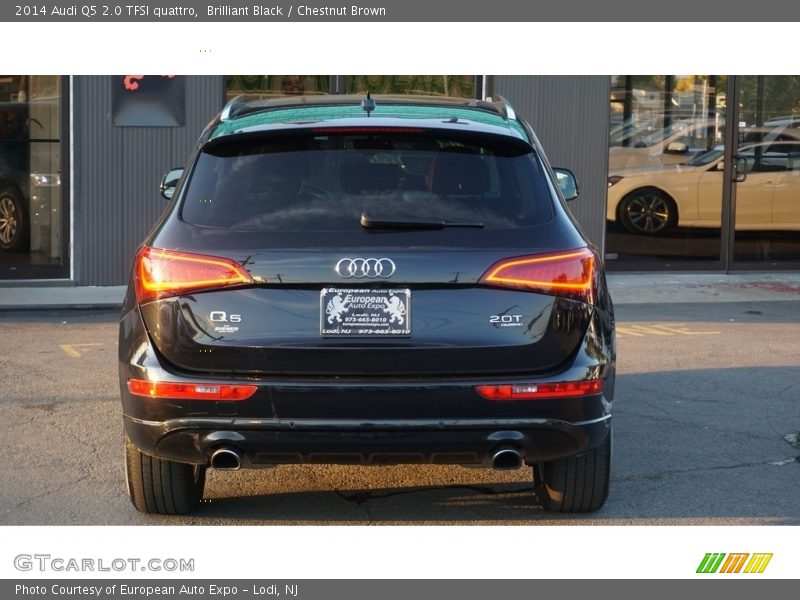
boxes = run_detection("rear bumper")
[119,293,615,468]
[124,413,611,467]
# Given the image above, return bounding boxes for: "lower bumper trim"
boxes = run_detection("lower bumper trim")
[124,415,611,468]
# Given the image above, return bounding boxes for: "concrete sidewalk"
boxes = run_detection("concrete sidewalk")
[1,272,800,310]
[0,285,127,310]
[607,271,800,304]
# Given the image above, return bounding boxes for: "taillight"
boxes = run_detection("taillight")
[475,380,603,401]
[479,247,595,301]
[133,246,254,303]
[128,378,257,401]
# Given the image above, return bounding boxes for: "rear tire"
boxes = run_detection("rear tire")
[125,435,206,515]
[535,432,611,513]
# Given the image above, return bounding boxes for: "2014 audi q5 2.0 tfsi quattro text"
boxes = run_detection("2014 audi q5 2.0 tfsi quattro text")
[119,94,616,515]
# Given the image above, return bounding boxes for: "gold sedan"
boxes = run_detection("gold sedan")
[607,142,800,234]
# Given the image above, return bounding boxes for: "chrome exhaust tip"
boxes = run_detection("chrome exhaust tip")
[491,447,523,470]
[210,447,242,471]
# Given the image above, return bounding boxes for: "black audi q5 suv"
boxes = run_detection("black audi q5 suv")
[119,94,616,515]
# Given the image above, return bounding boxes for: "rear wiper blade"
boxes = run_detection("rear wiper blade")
[360,213,484,230]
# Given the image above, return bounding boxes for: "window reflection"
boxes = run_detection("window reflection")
[0,75,61,270]
[606,75,725,263]
[735,76,800,262]
[226,75,332,100]
[607,74,800,265]
[344,76,476,98]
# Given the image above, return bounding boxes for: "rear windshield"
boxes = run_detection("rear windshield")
[180,132,554,231]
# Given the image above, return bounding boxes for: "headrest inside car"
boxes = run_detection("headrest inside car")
[341,161,403,193]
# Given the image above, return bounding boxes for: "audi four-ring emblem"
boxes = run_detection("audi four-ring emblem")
[335,257,397,278]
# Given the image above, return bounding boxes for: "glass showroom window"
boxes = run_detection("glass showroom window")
[607,75,800,268]
[606,75,727,267]
[0,75,65,279]
[226,75,332,100]
[344,75,477,98]
[734,76,800,263]
[226,75,478,100]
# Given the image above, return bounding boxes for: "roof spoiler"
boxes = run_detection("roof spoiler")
[217,94,520,124]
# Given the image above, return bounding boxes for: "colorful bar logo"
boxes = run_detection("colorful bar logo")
[696,553,773,574]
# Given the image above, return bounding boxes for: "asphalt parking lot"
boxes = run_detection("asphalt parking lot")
[1,300,798,525]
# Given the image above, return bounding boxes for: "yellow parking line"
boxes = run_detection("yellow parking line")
[617,325,673,337]
[617,323,721,339]
[58,343,103,358]
[650,324,721,336]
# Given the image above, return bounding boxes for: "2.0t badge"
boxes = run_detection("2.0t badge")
[490,314,523,327]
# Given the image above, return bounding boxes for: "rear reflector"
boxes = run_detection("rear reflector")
[475,380,603,401]
[134,246,254,303]
[479,247,595,301]
[128,378,257,401]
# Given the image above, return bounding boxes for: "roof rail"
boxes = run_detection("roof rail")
[484,95,517,122]
[220,95,249,122]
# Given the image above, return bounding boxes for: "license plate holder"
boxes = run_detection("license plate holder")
[320,288,411,337]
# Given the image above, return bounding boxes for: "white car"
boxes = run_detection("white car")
[607,141,800,234]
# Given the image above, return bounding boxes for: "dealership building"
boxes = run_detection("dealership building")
[1,74,798,287]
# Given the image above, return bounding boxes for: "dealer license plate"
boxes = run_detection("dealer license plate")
[320,288,411,337]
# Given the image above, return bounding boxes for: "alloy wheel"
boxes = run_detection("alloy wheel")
[623,193,671,234]
[0,195,18,246]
